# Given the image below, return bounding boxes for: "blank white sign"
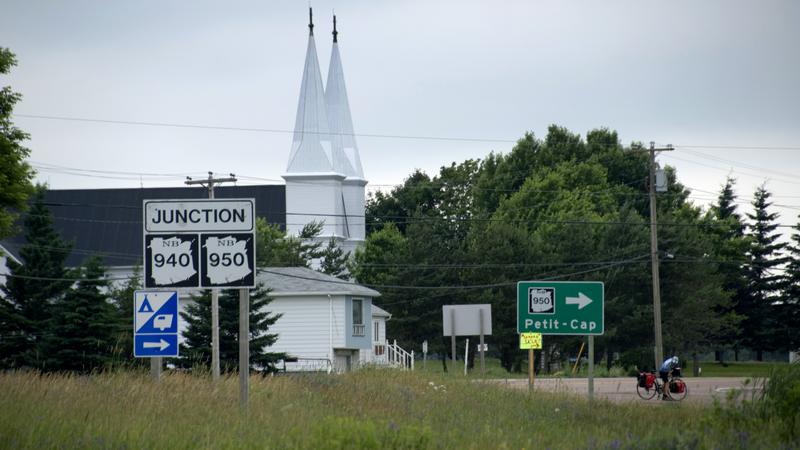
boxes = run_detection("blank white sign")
[442,304,492,336]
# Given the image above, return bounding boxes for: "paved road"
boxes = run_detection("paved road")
[489,377,759,404]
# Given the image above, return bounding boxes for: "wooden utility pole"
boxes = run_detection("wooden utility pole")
[642,142,673,370]
[185,172,237,381]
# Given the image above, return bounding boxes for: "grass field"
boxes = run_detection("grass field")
[1,368,796,449]
[416,356,788,379]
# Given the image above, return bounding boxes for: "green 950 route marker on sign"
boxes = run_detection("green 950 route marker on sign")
[517,281,604,335]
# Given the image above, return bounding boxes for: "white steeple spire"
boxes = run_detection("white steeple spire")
[325,14,367,250]
[325,14,364,179]
[286,7,335,174]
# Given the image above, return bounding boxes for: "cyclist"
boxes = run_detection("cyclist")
[659,356,679,400]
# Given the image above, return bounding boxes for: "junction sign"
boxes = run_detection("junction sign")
[517,281,604,335]
[143,199,256,289]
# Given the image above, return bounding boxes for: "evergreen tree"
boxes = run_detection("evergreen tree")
[0,47,35,241]
[256,219,323,267]
[108,266,142,364]
[180,285,285,372]
[319,237,349,279]
[780,216,800,352]
[39,256,119,373]
[708,178,749,361]
[0,185,72,368]
[742,185,788,359]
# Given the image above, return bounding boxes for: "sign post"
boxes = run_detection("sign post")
[479,308,486,376]
[422,340,428,369]
[141,198,256,407]
[443,305,492,374]
[239,288,249,412]
[520,332,542,391]
[518,281,604,399]
[134,290,180,382]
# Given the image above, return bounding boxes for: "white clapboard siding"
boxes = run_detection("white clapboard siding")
[265,295,346,363]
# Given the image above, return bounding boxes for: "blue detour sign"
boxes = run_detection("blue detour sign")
[134,290,180,357]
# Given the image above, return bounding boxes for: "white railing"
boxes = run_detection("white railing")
[387,339,414,370]
[353,324,366,336]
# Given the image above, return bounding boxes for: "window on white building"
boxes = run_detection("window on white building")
[373,321,380,342]
[352,298,363,325]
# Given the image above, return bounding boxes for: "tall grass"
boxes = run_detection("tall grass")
[713,363,800,443]
[0,368,793,449]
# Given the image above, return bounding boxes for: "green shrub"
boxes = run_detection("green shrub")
[713,363,800,442]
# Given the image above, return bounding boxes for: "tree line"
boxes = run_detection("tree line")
[350,127,800,372]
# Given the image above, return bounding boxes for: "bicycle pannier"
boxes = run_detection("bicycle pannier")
[637,372,646,388]
[645,373,655,388]
[670,380,685,393]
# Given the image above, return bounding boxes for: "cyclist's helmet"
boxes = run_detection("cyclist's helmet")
[672,356,679,365]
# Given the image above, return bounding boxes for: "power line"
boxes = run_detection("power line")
[675,144,800,151]
[14,113,516,144]
[15,114,800,151]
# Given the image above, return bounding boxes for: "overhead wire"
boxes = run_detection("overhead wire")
[14,113,800,151]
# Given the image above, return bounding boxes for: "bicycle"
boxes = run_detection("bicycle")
[636,370,688,401]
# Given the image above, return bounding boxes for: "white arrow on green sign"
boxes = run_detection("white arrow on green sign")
[517,281,604,335]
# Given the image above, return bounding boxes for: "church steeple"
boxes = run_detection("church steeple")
[285,7,333,174]
[325,14,367,249]
[325,14,365,179]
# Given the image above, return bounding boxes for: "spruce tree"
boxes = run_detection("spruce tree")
[0,185,72,368]
[742,185,788,359]
[319,237,349,279]
[780,216,800,352]
[180,285,285,372]
[709,178,749,361]
[40,256,119,373]
[108,266,142,364]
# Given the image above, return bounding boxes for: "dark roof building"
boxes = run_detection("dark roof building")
[1,185,285,268]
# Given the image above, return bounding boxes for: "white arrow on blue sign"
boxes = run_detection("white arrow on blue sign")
[134,290,180,357]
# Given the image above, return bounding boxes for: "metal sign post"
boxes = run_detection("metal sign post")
[451,308,456,366]
[588,336,595,400]
[239,288,249,412]
[422,340,428,370]
[150,357,162,382]
[479,308,486,376]
[464,338,469,376]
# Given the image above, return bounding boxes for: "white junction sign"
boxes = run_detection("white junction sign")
[143,199,256,289]
[145,199,254,232]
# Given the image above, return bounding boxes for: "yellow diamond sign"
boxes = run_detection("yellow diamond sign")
[519,332,543,350]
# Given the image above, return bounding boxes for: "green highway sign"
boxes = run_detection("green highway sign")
[517,281,604,335]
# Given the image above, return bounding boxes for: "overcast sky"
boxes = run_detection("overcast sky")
[2,0,799,231]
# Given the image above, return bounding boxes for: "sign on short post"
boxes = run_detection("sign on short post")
[519,332,542,350]
[134,290,180,358]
